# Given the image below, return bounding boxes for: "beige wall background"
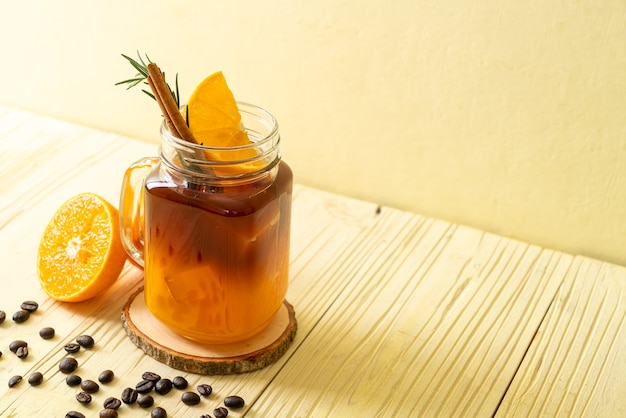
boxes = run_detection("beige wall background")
[1,1,625,266]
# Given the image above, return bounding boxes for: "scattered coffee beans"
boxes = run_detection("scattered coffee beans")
[155,378,173,395]
[12,309,30,323]
[121,387,138,404]
[98,369,115,384]
[197,383,212,397]
[28,372,44,386]
[66,374,82,387]
[8,375,22,388]
[136,379,155,394]
[181,391,201,406]
[103,397,122,410]
[99,408,118,418]
[151,407,167,418]
[20,300,39,312]
[224,395,245,408]
[39,326,55,339]
[76,392,92,404]
[81,379,100,393]
[172,375,188,389]
[59,357,79,374]
[142,371,161,382]
[64,342,81,354]
[76,335,95,349]
[9,340,28,353]
[214,406,229,418]
[0,310,256,417]
[137,394,154,408]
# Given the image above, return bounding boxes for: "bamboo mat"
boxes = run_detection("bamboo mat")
[1,105,625,417]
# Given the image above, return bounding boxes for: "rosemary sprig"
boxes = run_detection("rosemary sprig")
[116,52,203,173]
[116,51,181,108]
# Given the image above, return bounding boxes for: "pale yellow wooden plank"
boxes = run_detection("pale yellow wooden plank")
[497,257,626,418]
[0,106,149,219]
[254,211,571,416]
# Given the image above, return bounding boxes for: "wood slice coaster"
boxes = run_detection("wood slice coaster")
[121,287,297,375]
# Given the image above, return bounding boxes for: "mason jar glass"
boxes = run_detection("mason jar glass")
[120,102,293,344]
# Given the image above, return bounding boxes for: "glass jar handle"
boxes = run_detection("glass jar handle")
[119,157,158,268]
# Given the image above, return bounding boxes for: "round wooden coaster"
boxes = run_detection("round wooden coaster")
[121,287,297,375]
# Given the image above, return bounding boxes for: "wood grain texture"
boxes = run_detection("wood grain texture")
[497,257,626,417]
[253,211,571,416]
[1,105,625,417]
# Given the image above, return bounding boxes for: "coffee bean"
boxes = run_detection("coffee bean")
[103,397,122,410]
[151,407,167,418]
[197,383,212,397]
[8,375,22,388]
[98,369,115,384]
[121,387,138,404]
[142,371,161,382]
[64,342,81,354]
[0,310,6,323]
[81,379,100,393]
[16,346,29,359]
[181,391,201,406]
[66,411,86,418]
[136,379,155,393]
[172,375,188,389]
[39,327,56,339]
[65,374,81,387]
[76,335,95,349]
[59,357,79,374]
[20,300,39,312]
[76,391,92,404]
[155,378,173,395]
[214,406,229,418]
[0,350,3,358]
[9,340,28,353]
[137,394,154,408]
[224,395,245,408]
[99,408,118,418]
[12,309,30,323]
[28,372,44,386]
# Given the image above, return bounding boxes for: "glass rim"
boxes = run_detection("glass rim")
[160,101,279,153]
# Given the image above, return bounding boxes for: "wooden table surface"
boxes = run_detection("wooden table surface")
[1,105,625,417]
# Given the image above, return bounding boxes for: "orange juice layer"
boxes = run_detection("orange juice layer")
[143,162,292,344]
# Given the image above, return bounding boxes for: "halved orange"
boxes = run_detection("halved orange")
[37,193,127,302]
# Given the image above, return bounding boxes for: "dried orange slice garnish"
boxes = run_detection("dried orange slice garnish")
[37,193,127,302]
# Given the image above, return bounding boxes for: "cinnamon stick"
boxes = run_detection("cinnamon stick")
[147,63,196,143]
[147,77,178,136]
